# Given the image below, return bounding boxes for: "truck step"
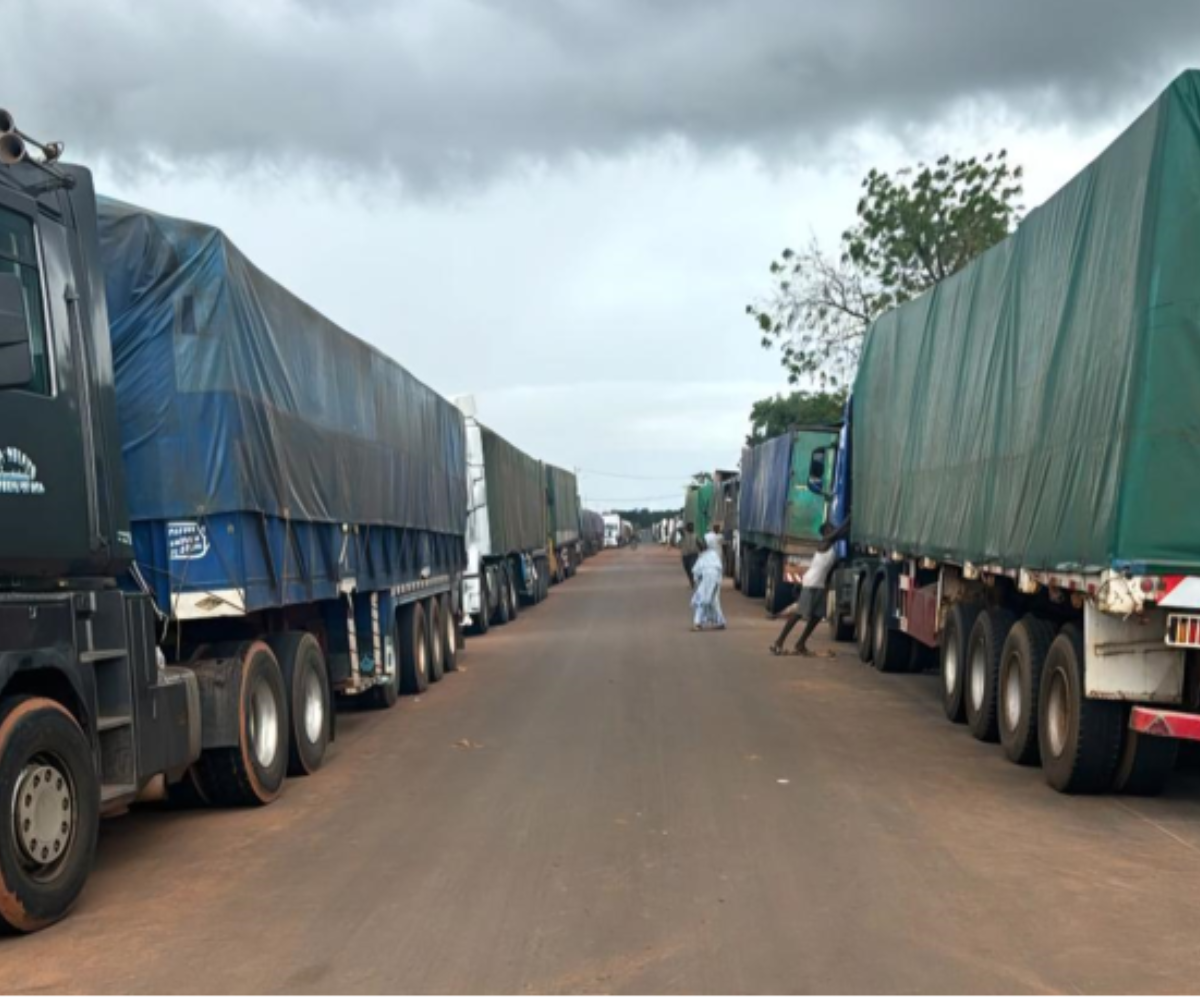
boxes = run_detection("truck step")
[97,714,133,733]
[79,648,127,664]
[100,783,137,805]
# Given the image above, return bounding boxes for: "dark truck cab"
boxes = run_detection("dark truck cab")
[0,130,197,932]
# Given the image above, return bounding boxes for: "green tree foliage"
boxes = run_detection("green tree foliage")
[747,390,846,446]
[746,151,1023,387]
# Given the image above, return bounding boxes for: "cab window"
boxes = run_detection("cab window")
[0,206,49,395]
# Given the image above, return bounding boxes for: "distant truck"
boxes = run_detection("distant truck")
[736,427,839,614]
[459,402,552,632]
[817,73,1200,796]
[603,513,622,548]
[580,509,605,557]
[710,471,740,577]
[0,115,465,931]
[544,463,582,581]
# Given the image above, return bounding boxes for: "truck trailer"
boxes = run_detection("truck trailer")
[818,72,1200,795]
[544,463,582,581]
[737,427,839,614]
[580,509,605,557]
[459,403,552,633]
[0,115,466,931]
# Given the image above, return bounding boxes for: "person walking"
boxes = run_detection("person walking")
[679,521,700,586]
[770,518,850,657]
[690,531,727,631]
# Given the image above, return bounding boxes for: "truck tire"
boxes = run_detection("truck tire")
[1038,625,1123,794]
[0,696,100,934]
[267,632,332,776]
[764,553,793,616]
[473,574,491,636]
[746,550,767,599]
[194,641,289,807]
[1112,725,1178,796]
[399,602,430,695]
[496,573,512,625]
[871,579,911,673]
[826,587,855,643]
[940,602,981,723]
[506,565,520,621]
[427,598,445,683]
[964,608,1015,743]
[442,595,460,672]
[997,616,1054,766]
[855,577,874,663]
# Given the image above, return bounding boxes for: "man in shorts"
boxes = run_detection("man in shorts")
[769,518,850,657]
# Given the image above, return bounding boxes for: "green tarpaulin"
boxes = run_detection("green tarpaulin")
[481,425,545,555]
[853,71,1200,575]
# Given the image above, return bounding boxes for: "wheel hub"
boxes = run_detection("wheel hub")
[14,761,73,869]
[1004,660,1022,731]
[969,645,986,710]
[944,643,958,692]
[1047,672,1069,757]
[302,667,325,745]
[249,676,280,769]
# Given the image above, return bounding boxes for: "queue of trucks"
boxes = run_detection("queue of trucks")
[668,73,1200,801]
[0,112,611,933]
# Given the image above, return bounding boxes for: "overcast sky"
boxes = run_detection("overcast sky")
[7,0,1199,508]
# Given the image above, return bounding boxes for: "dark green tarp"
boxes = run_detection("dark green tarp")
[481,425,545,554]
[545,464,581,544]
[853,71,1200,575]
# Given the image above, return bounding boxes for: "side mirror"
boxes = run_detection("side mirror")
[0,272,32,389]
[806,447,827,497]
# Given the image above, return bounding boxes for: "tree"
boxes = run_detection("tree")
[746,151,1023,388]
[690,472,713,486]
[747,390,845,446]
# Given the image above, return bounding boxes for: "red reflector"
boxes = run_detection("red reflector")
[1192,620,1199,645]
[1141,578,1156,594]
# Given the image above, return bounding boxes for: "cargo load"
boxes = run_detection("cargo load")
[479,424,546,555]
[853,72,1200,575]
[545,464,581,546]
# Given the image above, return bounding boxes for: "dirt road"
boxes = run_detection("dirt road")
[5,546,1200,993]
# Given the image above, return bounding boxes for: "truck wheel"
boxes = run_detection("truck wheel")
[997,616,1054,765]
[826,587,855,643]
[764,554,793,616]
[474,574,491,636]
[0,697,100,934]
[1112,725,1178,796]
[746,551,767,599]
[1038,625,1123,794]
[267,632,331,775]
[964,609,1014,743]
[940,602,980,722]
[442,595,460,672]
[506,565,520,621]
[496,573,512,625]
[194,642,289,807]
[855,578,874,663]
[427,598,446,683]
[871,579,912,673]
[399,602,430,695]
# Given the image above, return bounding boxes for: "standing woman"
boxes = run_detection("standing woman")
[690,532,727,631]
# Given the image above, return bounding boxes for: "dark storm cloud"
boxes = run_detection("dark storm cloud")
[5,0,1197,186]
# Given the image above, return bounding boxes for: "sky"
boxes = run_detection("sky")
[6,0,1200,509]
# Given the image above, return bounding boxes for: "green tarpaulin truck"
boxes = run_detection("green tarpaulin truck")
[816,71,1200,796]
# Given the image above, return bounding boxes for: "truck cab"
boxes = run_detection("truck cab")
[0,132,198,932]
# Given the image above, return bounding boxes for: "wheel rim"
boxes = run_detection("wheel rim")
[874,595,885,654]
[302,664,325,745]
[1002,656,1021,732]
[418,631,427,677]
[447,616,457,656]
[431,612,443,665]
[969,642,986,711]
[249,673,280,769]
[943,640,959,694]
[1046,669,1069,757]
[826,589,836,622]
[13,756,76,880]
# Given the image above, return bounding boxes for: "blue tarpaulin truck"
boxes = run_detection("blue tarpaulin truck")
[0,114,466,931]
